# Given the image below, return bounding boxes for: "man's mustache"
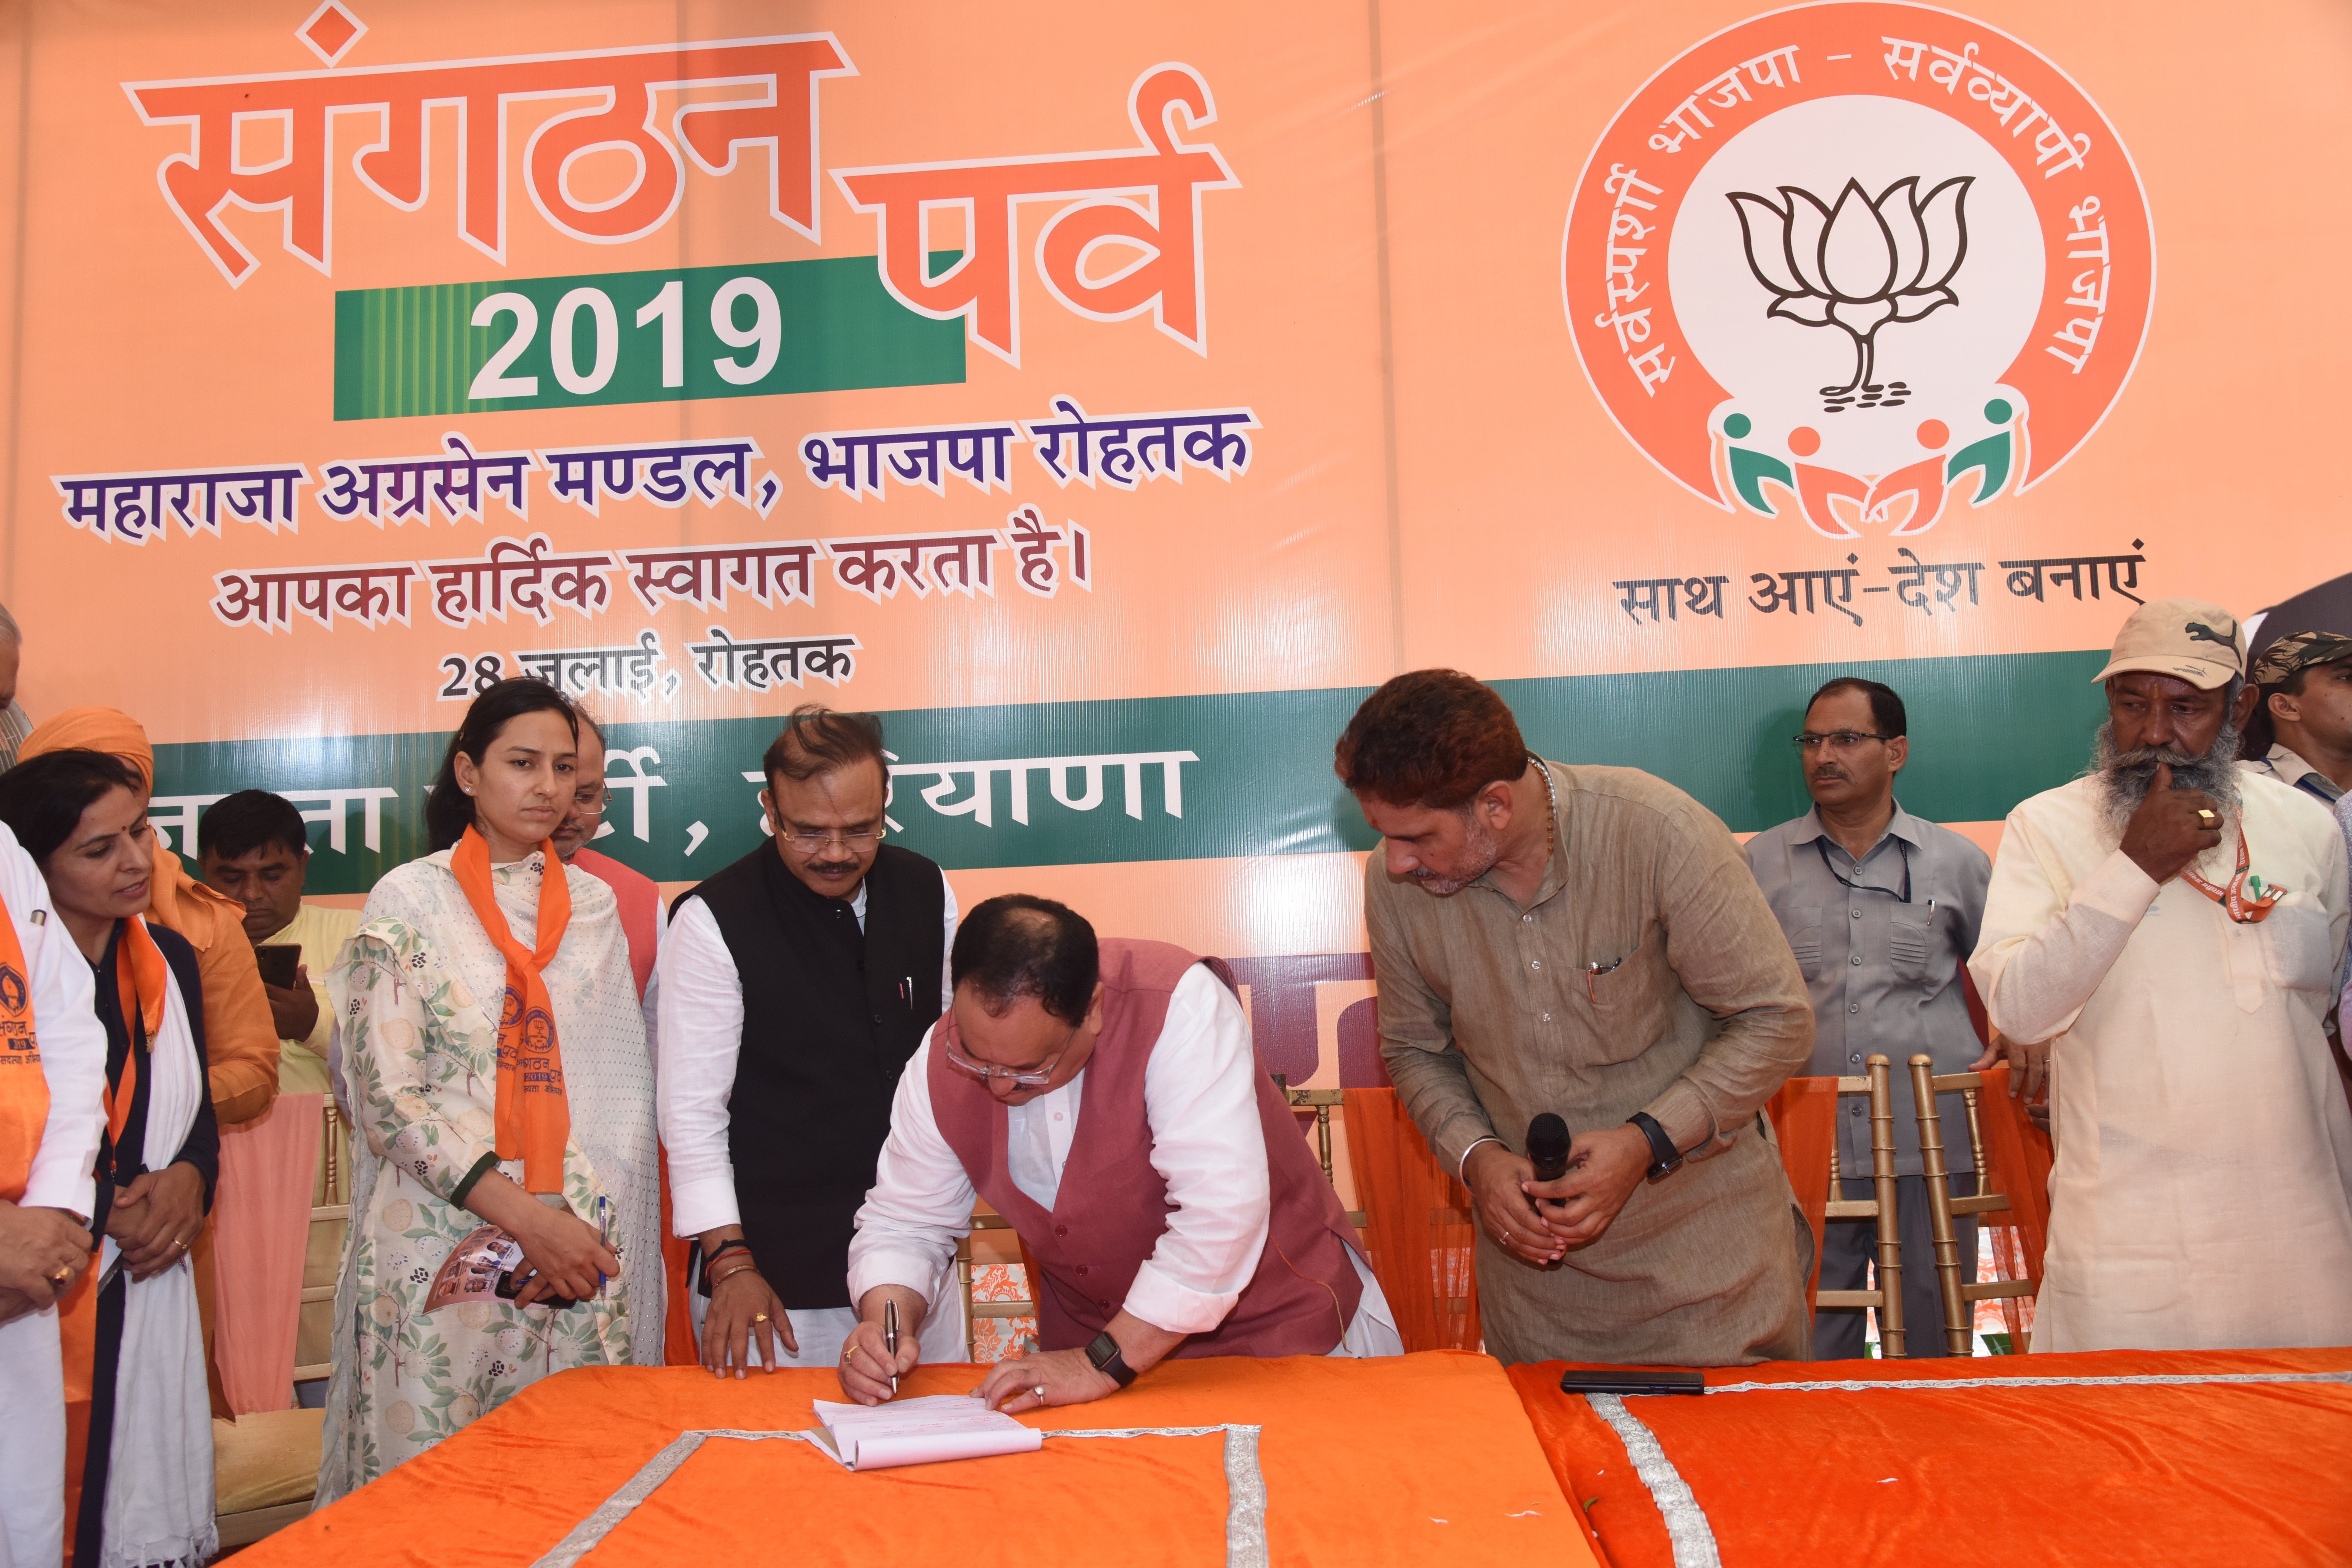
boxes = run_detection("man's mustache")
[806,858,862,877]
[2107,742,2210,773]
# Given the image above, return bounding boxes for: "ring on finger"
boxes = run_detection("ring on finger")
[1031,1386,1046,1403]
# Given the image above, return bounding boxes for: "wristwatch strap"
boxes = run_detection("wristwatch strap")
[1086,1329,1137,1389]
[1627,1111,1684,1179]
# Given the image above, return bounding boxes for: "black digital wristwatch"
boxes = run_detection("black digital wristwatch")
[1086,1329,1137,1388]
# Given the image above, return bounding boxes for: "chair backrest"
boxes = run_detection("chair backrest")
[294,1096,349,1386]
[1773,1057,1909,1355]
[957,1208,1036,1363]
[1907,1059,2045,1354]
[1338,1087,1481,1353]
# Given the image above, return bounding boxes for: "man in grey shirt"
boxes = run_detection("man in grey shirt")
[1745,677,1990,1358]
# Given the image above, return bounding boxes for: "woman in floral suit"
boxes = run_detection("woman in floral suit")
[318,681,660,1503]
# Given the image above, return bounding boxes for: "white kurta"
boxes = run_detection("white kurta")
[0,824,108,1568]
[1972,768,2352,1352]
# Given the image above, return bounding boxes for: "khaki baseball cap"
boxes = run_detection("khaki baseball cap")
[2090,597,2246,690]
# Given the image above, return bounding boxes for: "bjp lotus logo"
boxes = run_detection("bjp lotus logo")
[1562,3,2151,543]
[1727,176,1972,410]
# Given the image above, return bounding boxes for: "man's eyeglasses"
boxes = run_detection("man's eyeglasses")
[569,790,607,816]
[1792,730,1893,752]
[776,825,884,851]
[940,1012,1078,1087]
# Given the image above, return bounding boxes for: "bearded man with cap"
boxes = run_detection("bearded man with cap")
[1972,599,2352,1352]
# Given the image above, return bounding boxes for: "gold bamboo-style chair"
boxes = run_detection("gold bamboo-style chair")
[1816,1054,1908,1356]
[1277,1080,1369,1231]
[1908,1055,2040,1355]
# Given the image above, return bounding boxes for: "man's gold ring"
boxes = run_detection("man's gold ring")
[49,1265,72,1283]
[2196,808,2218,825]
[751,1312,768,1324]
[1031,1386,1046,1403]
[845,1343,859,1363]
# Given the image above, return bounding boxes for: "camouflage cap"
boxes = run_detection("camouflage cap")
[2249,629,2352,687]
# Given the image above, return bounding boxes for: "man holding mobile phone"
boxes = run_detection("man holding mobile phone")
[197,791,357,1099]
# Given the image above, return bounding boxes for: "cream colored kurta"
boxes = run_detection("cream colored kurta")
[1972,767,2352,1353]
[317,850,660,1504]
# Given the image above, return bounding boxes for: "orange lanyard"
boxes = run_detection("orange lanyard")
[2180,827,2285,924]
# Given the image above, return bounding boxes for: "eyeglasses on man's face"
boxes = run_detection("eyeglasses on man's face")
[940,1012,1079,1087]
[775,823,884,851]
[1792,730,1893,753]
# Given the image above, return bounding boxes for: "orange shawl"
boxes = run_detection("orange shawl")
[451,829,572,1193]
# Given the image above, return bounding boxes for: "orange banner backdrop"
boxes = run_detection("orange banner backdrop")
[0,0,2347,1078]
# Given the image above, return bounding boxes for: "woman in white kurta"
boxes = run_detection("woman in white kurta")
[319,684,659,1504]
[1,751,217,1568]
[1973,763,2352,1352]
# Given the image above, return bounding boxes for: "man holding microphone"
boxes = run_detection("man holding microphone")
[1336,670,1815,1366]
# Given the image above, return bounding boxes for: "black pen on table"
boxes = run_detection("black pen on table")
[884,1297,900,1394]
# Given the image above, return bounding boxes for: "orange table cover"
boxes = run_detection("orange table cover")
[1511,1348,2352,1567]
[244,1351,1596,1567]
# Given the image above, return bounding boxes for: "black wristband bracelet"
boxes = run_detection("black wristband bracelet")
[1626,1111,1684,1179]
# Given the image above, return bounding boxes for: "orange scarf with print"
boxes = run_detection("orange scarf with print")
[451,827,571,1193]
[0,886,42,1203]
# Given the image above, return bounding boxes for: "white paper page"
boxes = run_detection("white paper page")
[808,1395,1043,1471]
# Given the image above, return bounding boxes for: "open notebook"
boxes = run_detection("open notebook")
[805,1395,1044,1471]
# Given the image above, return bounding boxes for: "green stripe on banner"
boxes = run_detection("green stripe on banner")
[149,651,2111,896]
[331,255,966,421]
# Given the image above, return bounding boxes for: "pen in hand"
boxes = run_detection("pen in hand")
[884,1298,900,1395]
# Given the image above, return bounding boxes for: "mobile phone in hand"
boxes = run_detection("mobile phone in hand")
[254,943,302,989]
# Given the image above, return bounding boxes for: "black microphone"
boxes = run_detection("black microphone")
[1527,1113,1573,1208]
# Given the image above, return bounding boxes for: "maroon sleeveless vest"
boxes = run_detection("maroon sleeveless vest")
[928,939,1364,1357]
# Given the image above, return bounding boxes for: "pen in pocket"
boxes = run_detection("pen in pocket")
[1586,956,1624,1002]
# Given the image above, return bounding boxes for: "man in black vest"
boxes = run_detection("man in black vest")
[655,706,962,1377]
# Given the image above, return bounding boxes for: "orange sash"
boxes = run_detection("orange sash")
[0,884,43,1204]
[451,828,571,1194]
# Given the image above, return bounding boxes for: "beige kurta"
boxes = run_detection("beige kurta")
[1972,767,2352,1352]
[1364,762,1816,1366]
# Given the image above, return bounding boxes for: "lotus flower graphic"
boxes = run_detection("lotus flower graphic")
[1728,176,1973,407]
